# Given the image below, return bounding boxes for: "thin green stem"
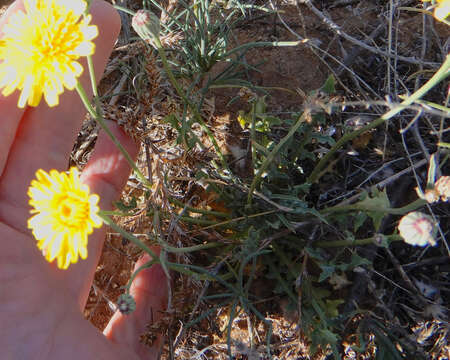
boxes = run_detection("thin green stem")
[75,82,97,118]
[161,242,224,253]
[153,37,228,170]
[247,113,306,204]
[82,0,150,186]
[85,0,93,12]
[189,209,278,232]
[99,215,223,280]
[321,198,426,216]
[86,54,103,116]
[86,55,98,98]
[315,234,403,248]
[307,54,450,184]
[169,197,231,218]
[250,103,257,176]
[75,82,152,188]
[124,259,157,292]
[177,216,218,225]
[113,5,136,16]
[99,211,157,258]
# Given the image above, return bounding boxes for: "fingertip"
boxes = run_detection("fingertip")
[130,250,168,305]
[90,0,121,45]
[104,250,168,359]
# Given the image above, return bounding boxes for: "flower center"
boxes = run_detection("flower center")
[60,202,73,217]
[57,196,89,227]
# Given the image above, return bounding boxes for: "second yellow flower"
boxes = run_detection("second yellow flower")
[28,168,103,269]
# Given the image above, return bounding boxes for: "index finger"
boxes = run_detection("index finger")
[0,0,26,176]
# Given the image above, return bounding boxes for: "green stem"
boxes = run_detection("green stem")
[76,81,97,118]
[124,259,157,292]
[81,5,149,187]
[163,262,214,278]
[85,55,103,116]
[169,197,231,218]
[193,209,278,232]
[99,214,225,280]
[84,0,94,12]
[113,5,136,16]
[98,211,157,258]
[321,198,426,216]
[176,216,218,225]
[307,54,450,184]
[315,234,403,248]
[75,82,152,188]
[86,55,98,98]
[153,37,228,170]
[250,103,257,176]
[161,242,224,253]
[247,113,306,204]
[100,212,218,279]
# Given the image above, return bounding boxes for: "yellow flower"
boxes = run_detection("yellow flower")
[0,0,98,108]
[28,168,102,269]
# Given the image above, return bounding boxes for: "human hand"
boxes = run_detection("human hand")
[0,1,167,359]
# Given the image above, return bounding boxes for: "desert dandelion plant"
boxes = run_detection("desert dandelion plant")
[0,0,98,108]
[28,168,102,269]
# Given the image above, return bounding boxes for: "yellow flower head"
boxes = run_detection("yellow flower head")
[0,0,98,108]
[28,168,102,269]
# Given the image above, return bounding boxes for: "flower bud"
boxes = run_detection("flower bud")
[132,9,160,42]
[117,293,136,315]
[398,211,437,247]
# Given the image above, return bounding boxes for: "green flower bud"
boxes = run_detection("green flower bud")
[132,9,160,42]
[117,293,136,315]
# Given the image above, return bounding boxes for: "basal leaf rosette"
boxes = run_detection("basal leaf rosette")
[0,0,98,108]
[28,168,102,269]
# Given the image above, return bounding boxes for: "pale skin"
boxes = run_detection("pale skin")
[0,1,167,359]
